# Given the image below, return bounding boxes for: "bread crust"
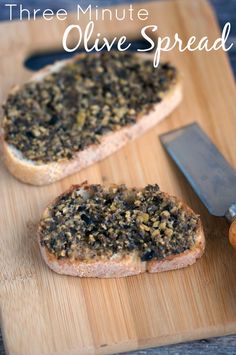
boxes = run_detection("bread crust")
[2,54,182,185]
[38,184,205,278]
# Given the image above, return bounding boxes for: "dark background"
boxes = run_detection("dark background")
[0,1,235,354]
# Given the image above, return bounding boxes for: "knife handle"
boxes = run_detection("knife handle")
[229,219,236,249]
[226,204,236,249]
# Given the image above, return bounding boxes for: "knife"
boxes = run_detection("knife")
[160,122,236,249]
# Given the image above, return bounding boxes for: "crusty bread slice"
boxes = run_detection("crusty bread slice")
[2,54,182,186]
[38,184,205,278]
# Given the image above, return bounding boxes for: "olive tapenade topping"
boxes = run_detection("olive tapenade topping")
[39,184,199,261]
[3,52,177,164]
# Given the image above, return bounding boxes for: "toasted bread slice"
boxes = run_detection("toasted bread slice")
[38,184,205,278]
[2,53,182,185]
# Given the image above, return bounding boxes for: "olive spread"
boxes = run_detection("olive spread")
[39,184,199,261]
[3,52,177,164]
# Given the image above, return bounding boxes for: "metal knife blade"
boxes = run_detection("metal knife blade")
[160,123,236,219]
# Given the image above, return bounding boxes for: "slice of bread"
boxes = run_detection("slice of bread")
[38,184,205,278]
[2,53,182,185]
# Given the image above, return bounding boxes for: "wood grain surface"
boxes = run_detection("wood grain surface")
[1,1,236,354]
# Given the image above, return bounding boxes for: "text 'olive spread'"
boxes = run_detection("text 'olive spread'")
[3,52,177,164]
[39,184,199,261]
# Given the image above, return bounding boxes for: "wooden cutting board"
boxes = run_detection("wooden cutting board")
[1,0,236,354]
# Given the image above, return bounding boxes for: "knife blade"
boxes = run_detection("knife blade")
[160,122,236,249]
